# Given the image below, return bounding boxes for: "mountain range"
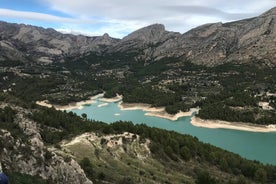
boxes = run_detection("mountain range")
[0,7,275,67]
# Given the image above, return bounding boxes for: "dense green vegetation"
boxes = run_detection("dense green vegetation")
[0,60,23,67]
[1,54,275,182]
[0,106,16,124]
[31,107,106,144]
[0,106,25,140]
[79,157,95,181]
[7,172,47,184]
[1,53,275,125]
[197,91,276,124]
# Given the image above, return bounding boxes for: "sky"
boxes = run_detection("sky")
[0,0,275,38]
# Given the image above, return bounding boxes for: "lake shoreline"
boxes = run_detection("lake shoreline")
[100,94,123,103]
[36,93,104,111]
[36,95,276,132]
[191,117,276,133]
[118,102,198,121]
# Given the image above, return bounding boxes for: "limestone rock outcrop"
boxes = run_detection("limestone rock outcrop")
[0,104,92,184]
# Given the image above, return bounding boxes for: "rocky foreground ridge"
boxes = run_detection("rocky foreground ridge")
[0,7,275,66]
[0,103,93,184]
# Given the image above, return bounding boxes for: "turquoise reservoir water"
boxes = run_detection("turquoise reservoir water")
[71,99,276,165]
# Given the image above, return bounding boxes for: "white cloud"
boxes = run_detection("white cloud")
[56,20,144,38]
[43,0,275,20]
[1,1,275,38]
[42,0,275,34]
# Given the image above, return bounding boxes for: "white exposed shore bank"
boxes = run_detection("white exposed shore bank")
[36,93,104,111]
[191,117,276,132]
[118,102,198,121]
[100,94,123,103]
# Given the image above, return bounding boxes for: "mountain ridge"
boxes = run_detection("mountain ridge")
[0,20,119,63]
[0,7,275,66]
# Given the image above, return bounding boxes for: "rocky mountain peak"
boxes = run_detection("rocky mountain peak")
[122,24,166,43]
[102,33,110,38]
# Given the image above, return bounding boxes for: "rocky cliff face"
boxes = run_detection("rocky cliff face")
[0,7,275,66]
[108,24,181,63]
[177,7,276,66]
[0,104,92,184]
